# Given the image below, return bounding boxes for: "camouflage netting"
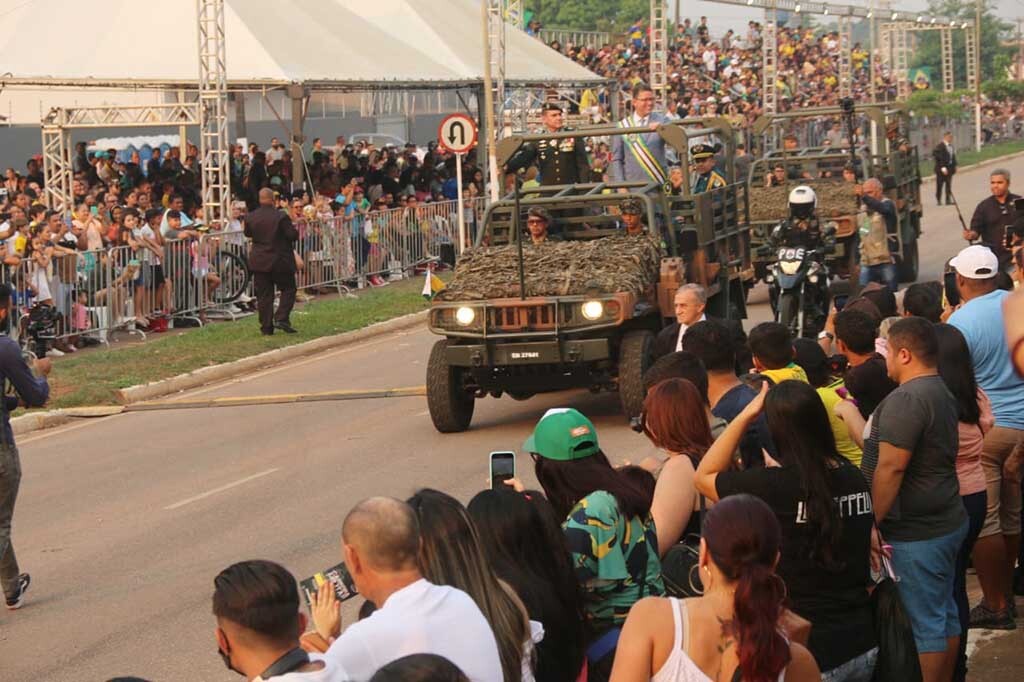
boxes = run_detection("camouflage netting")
[436,235,663,301]
[748,182,859,222]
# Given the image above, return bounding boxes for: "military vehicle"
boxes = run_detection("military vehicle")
[747,104,923,284]
[425,119,754,432]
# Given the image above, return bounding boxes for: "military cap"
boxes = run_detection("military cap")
[526,206,552,223]
[541,102,564,113]
[620,197,643,215]
[691,143,716,160]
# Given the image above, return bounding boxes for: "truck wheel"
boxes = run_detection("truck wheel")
[618,330,655,419]
[779,291,800,337]
[426,339,475,433]
[898,240,919,283]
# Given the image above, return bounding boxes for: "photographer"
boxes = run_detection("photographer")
[968,169,1020,270]
[0,282,51,610]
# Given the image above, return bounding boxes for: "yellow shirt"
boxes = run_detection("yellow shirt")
[817,382,863,467]
[759,363,809,385]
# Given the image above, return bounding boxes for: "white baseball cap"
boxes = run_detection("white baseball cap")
[950,244,999,279]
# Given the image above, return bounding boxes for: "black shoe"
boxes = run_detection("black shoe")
[5,573,30,610]
[273,322,297,334]
[968,602,1016,630]
[261,330,274,336]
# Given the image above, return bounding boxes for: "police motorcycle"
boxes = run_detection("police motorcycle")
[759,187,836,338]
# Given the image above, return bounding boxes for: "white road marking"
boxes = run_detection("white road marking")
[163,468,280,510]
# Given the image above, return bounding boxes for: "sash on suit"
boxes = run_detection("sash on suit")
[619,115,667,184]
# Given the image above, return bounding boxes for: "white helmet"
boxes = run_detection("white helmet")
[788,185,817,220]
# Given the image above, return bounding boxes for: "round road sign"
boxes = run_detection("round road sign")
[438,113,478,154]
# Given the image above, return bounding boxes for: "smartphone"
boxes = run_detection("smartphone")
[489,451,516,490]
[833,294,849,312]
[944,270,960,308]
[299,561,359,612]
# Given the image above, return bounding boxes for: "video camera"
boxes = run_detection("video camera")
[25,304,57,358]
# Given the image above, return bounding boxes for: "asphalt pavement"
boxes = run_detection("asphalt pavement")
[2,156,1022,681]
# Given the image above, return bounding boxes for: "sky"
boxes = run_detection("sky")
[678,1,1022,34]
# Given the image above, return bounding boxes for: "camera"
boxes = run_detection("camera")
[840,97,855,115]
[25,303,57,358]
[827,353,849,376]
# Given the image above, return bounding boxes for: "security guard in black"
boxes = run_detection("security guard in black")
[505,102,590,186]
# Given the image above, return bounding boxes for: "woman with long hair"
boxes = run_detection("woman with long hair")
[934,323,991,682]
[611,494,820,682]
[641,378,713,556]
[694,382,877,681]
[407,489,531,682]
[468,488,587,682]
[522,408,663,682]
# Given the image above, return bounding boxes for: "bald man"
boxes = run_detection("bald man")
[244,188,299,335]
[311,497,502,681]
[854,178,898,293]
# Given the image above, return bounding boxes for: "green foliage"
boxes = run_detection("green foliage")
[907,89,966,118]
[527,0,648,33]
[909,0,1013,87]
[982,79,1024,101]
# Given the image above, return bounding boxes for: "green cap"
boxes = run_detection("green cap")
[522,408,600,461]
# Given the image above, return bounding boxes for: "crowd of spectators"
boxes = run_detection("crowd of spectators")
[96,237,1021,682]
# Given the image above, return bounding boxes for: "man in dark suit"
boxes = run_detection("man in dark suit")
[244,188,298,335]
[654,283,751,373]
[933,131,957,206]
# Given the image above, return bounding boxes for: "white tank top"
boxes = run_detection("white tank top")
[651,598,786,682]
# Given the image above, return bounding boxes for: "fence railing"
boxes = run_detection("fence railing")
[3,198,487,355]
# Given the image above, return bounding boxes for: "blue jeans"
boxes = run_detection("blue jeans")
[954,491,988,682]
[821,647,878,682]
[890,519,969,653]
[859,261,898,292]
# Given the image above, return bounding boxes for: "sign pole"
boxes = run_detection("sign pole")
[456,152,466,253]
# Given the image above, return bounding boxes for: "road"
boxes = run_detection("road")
[2,156,1021,681]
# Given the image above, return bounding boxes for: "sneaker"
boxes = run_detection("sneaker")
[5,573,30,610]
[968,602,1016,630]
[46,348,65,358]
[66,344,78,353]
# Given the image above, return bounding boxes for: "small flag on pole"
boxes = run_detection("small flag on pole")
[422,267,445,299]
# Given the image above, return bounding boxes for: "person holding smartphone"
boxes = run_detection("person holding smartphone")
[968,169,1020,269]
[0,282,51,610]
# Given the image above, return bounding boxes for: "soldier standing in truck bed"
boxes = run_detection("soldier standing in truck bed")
[504,102,590,186]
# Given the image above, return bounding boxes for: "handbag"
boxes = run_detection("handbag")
[870,544,923,681]
[660,495,706,598]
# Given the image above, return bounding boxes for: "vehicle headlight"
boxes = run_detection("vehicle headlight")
[808,273,819,283]
[455,307,476,326]
[780,261,801,275]
[764,273,775,283]
[581,300,604,321]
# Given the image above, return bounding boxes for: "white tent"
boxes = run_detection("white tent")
[0,0,602,89]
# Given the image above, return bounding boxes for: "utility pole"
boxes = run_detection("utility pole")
[975,0,982,151]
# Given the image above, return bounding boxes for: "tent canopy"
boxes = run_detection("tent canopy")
[0,0,603,90]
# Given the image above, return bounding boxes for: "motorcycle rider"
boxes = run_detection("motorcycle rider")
[771,186,824,250]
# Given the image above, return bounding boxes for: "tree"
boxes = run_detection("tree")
[909,0,1013,87]
[527,0,649,33]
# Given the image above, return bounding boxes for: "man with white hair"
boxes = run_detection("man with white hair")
[855,177,898,293]
[653,283,750,372]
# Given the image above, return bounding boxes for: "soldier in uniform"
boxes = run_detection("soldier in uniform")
[691,144,727,194]
[524,207,561,245]
[618,197,648,236]
[886,120,911,155]
[505,102,590,186]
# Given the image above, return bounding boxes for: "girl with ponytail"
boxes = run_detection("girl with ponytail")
[694,381,878,681]
[611,494,820,682]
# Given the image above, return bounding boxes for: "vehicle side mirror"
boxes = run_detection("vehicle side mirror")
[756,245,772,257]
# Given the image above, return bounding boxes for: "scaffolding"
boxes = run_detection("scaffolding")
[838,13,853,99]
[965,23,978,92]
[893,23,910,100]
[650,0,668,110]
[196,0,229,228]
[940,28,954,93]
[762,2,779,116]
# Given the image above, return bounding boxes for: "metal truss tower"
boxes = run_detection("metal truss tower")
[762,2,779,115]
[650,0,668,110]
[941,28,954,92]
[197,0,230,228]
[838,13,853,99]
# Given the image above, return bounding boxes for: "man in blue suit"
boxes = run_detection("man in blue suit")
[610,84,672,186]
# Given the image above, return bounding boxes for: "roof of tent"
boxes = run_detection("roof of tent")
[0,0,603,90]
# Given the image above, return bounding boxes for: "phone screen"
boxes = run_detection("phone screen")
[490,451,516,491]
[299,561,358,612]
[834,294,849,312]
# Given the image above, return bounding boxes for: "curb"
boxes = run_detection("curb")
[920,148,1024,183]
[11,309,429,436]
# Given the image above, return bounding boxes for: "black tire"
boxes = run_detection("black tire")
[897,240,919,283]
[618,330,655,419]
[779,291,800,337]
[211,249,252,303]
[426,339,475,433]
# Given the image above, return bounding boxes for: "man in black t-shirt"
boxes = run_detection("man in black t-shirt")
[861,318,966,680]
[830,309,897,419]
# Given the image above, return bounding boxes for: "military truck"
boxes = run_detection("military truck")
[747,104,923,284]
[425,119,754,432]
